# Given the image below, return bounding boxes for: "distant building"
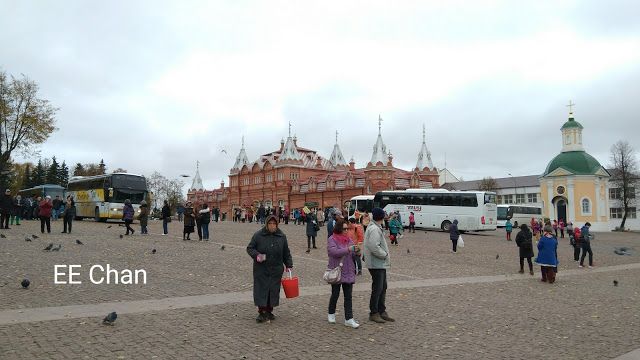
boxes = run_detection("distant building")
[443,175,542,207]
[187,119,440,215]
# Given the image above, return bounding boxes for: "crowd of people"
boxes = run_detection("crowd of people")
[0,189,77,234]
[502,217,595,283]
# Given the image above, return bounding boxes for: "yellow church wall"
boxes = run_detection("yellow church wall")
[540,177,603,223]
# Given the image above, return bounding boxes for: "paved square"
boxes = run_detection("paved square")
[1,219,639,359]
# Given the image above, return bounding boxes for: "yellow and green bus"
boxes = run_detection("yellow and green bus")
[67,173,148,222]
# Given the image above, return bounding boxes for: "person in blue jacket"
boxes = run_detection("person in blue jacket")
[535,224,558,283]
[505,218,513,241]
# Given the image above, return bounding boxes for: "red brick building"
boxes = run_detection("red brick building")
[187,121,440,216]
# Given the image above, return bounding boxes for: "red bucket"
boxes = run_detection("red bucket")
[281,270,299,298]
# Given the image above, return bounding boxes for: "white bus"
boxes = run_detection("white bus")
[373,189,497,232]
[67,173,148,221]
[348,195,374,220]
[496,204,542,227]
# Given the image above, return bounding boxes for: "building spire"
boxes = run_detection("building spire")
[190,161,204,191]
[378,114,383,135]
[329,130,346,167]
[369,115,388,165]
[231,136,250,172]
[415,122,434,170]
[335,130,339,144]
[288,121,292,137]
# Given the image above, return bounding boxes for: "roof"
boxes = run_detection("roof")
[543,151,608,176]
[443,175,541,191]
[560,116,584,130]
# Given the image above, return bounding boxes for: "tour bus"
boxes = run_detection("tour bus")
[348,195,375,220]
[66,173,148,221]
[496,204,542,227]
[18,184,66,199]
[373,189,497,232]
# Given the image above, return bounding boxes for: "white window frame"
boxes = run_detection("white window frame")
[527,193,538,203]
[610,207,622,219]
[515,194,525,204]
[580,197,592,216]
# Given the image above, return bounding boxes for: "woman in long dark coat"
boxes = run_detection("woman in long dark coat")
[246,215,293,323]
[515,224,534,275]
[305,210,318,253]
[182,201,195,240]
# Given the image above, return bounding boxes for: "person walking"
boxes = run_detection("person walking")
[505,218,513,241]
[199,203,211,240]
[559,219,565,238]
[305,210,318,253]
[515,224,534,275]
[0,189,13,229]
[449,219,460,253]
[139,200,149,234]
[123,199,135,236]
[11,195,23,226]
[389,213,402,246]
[316,208,324,227]
[361,211,370,232]
[566,221,574,239]
[62,196,76,234]
[571,224,582,262]
[363,207,394,324]
[38,196,53,234]
[327,218,361,328]
[247,215,293,323]
[552,220,559,238]
[535,225,559,283]
[408,212,416,233]
[183,201,195,240]
[161,200,171,235]
[579,222,594,268]
[194,201,203,240]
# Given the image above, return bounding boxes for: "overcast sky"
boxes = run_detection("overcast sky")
[2,0,639,190]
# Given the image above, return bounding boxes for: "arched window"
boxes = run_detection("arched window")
[581,198,591,215]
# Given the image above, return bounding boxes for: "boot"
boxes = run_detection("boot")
[380,312,395,322]
[369,313,386,323]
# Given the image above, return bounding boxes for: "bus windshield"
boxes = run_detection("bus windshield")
[112,174,147,190]
[497,206,508,221]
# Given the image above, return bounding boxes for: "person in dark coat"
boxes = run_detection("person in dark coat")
[449,219,460,253]
[305,210,318,253]
[515,224,534,275]
[122,199,135,235]
[0,189,13,229]
[138,200,149,234]
[161,200,171,235]
[62,196,76,233]
[11,195,23,226]
[38,196,53,234]
[182,201,195,240]
[246,215,293,323]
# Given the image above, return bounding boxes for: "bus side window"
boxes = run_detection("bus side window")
[443,194,460,206]
[427,194,443,206]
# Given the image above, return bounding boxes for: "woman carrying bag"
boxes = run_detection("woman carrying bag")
[327,218,360,328]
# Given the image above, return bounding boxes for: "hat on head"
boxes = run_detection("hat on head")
[5,189,10,193]
[372,208,385,221]
[45,195,51,199]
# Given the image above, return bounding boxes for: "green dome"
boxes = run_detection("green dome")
[544,151,606,176]
[560,117,584,130]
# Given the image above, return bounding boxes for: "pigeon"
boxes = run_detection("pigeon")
[613,280,619,287]
[407,248,411,254]
[151,249,156,254]
[496,254,500,260]
[220,245,225,251]
[75,239,83,245]
[102,311,117,325]
[25,237,32,242]
[107,225,112,229]
[31,234,39,239]
[43,243,54,251]
[21,279,30,289]
[119,234,123,239]
[51,244,62,251]
[0,234,6,238]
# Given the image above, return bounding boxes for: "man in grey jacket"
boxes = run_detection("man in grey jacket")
[363,207,395,323]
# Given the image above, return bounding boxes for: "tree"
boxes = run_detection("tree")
[58,161,69,186]
[0,70,58,179]
[112,168,127,173]
[32,159,46,185]
[610,141,639,230]
[73,163,85,176]
[146,171,185,212]
[45,156,59,184]
[23,163,32,188]
[478,177,498,193]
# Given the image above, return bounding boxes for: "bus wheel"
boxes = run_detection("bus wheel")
[441,220,451,232]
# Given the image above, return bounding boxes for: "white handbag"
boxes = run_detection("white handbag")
[457,235,465,248]
[323,256,345,284]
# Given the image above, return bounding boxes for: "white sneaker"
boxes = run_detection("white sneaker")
[344,318,360,328]
[328,314,336,324]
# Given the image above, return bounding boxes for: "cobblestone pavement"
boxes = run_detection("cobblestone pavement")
[1,220,639,359]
